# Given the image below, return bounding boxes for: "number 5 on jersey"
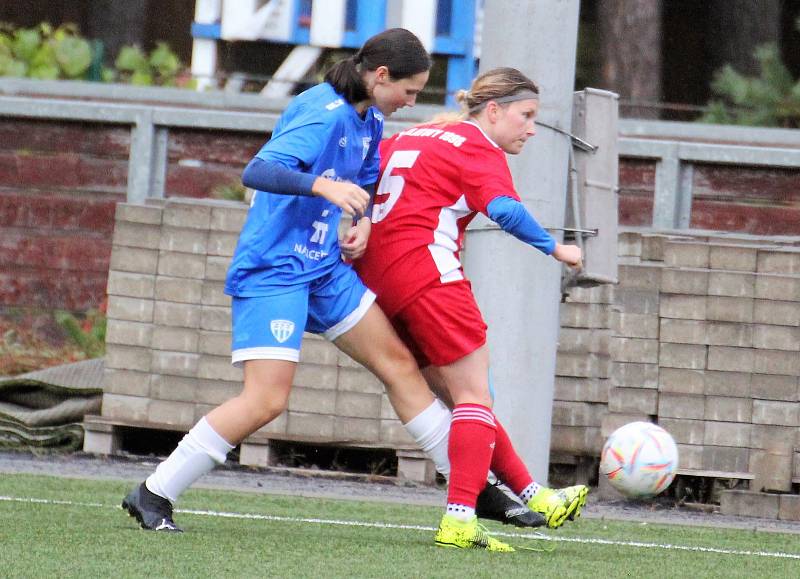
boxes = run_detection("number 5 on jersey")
[371,150,420,223]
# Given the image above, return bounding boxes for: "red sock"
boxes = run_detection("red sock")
[489,418,534,496]
[446,404,497,508]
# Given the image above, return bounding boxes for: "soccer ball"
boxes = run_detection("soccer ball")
[600,421,679,498]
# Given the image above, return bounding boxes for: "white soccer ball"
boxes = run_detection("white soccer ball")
[600,421,679,498]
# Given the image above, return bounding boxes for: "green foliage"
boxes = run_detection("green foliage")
[0,22,92,80]
[107,41,191,87]
[0,22,193,88]
[701,20,800,128]
[211,181,249,202]
[54,309,106,359]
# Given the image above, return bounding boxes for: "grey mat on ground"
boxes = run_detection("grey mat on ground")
[0,359,103,451]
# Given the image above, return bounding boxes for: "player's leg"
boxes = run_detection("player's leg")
[390,281,513,550]
[425,357,587,526]
[308,263,451,476]
[427,344,512,551]
[122,292,306,531]
[421,365,545,528]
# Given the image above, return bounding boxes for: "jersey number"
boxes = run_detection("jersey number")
[371,150,420,223]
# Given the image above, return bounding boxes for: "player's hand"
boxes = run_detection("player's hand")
[553,243,583,270]
[340,217,371,260]
[313,178,370,217]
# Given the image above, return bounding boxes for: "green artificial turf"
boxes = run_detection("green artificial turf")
[0,474,797,578]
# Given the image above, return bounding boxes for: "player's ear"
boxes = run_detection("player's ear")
[373,65,391,84]
[485,100,499,122]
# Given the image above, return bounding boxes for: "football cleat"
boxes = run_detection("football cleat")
[563,485,589,521]
[476,483,546,528]
[526,487,570,529]
[434,514,515,552]
[527,485,589,528]
[122,482,183,532]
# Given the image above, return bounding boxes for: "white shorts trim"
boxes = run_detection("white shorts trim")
[440,269,464,283]
[232,346,300,367]
[322,288,376,341]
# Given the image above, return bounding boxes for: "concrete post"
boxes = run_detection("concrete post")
[462,0,581,482]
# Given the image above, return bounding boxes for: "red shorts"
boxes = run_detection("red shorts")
[390,280,487,368]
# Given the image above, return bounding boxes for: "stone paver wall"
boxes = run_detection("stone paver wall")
[100,198,416,458]
[98,197,800,490]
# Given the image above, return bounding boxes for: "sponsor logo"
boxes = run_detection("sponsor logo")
[326,98,345,111]
[270,319,295,343]
[293,243,328,261]
[338,136,348,148]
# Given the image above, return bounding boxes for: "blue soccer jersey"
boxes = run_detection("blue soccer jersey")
[225,83,383,296]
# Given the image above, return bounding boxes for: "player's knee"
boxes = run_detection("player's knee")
[379,341,419,377]
[240,384,290,426]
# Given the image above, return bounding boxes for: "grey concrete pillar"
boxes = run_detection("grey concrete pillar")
[463,0,581,483]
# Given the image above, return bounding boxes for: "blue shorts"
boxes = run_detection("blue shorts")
[230,261,375,366]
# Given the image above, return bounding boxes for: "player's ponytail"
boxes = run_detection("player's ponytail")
[324,28,431,104]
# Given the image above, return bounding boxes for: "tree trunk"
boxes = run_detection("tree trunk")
[707,0,782,75]
[598,0,663,118]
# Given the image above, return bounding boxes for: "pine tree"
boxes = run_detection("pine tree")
[701,18,800,128]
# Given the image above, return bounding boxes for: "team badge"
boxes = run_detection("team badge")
[270,319,295,343]
[362,137,372,160]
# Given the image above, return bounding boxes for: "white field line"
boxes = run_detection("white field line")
[2,494,800,561]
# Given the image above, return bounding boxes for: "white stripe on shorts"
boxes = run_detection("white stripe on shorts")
[322,288,376,341]
[232,346,300,367]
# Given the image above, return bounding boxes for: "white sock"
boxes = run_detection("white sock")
[520,482,543,503]
[402,398,451,477]
[446,503,475,521]
[146,417,234,503]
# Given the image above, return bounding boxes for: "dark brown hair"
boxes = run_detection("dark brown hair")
[324,28,432,103]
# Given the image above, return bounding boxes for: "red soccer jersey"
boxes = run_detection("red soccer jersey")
[354,120,519,317]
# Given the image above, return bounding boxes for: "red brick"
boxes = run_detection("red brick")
[618,159,656,227]
[0,269,108,310]
[0,193,23,227]
[693,164,800,204]
[77,158,129,192]
[0,152,18,183]
[77,198,120,233]
[0,119,130,158]
[692,200,800,236]
[619,196,653,227]
[15,153,82,188]
[167,129,264,165]
[165,164,244,198]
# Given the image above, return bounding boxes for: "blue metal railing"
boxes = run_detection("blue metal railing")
[190,0,477,106]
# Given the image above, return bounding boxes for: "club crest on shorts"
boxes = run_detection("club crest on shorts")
[270,319,295,343]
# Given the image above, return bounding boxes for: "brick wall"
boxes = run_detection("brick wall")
[2,119,798,315]
[618,161,800,235]
[0,120,263,312]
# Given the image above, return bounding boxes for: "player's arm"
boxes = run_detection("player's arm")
[242,157,316,195]
[242,157,369,217]
[341,182,375,260]
[486,196,582,268]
